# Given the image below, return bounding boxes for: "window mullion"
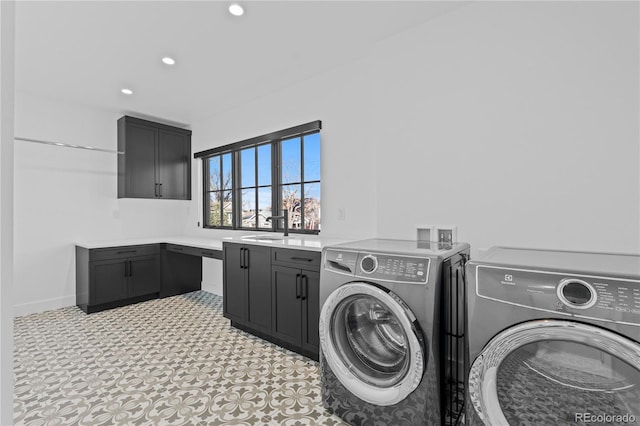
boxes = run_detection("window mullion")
[219,155,228,228]
[202,159,208,227]
[272,140,279,233]
[300,135,305,232]
[254,147,259,230]
[232,151,239,229]
[220,161,225,228]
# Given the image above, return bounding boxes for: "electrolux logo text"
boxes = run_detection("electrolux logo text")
[500,274,516,286]
[574,413,636,424]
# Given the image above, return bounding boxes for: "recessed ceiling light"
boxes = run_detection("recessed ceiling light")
[228,3,244,16]
[162,57,176,65]
[121,88,133,95]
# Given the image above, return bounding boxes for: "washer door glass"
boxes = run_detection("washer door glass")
[332,294,409,387]
[469,321,640,426]
[319,282,425,406]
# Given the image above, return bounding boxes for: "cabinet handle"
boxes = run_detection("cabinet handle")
[117,250,136,255]
[240,248,246,269]
[154,183,158,197]
[296,274,301,299]
[301,275,308,300]
[172,246,183,251]
[158,183,163,197]
[291,256,314,262]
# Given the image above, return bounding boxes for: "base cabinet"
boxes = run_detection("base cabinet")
[223,242,272,335]
[272,266,320,357]
[223,243,321,360]
[77,245,161,313]
[76,243,210,313]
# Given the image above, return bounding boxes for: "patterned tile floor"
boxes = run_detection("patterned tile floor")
[14,291,348,425]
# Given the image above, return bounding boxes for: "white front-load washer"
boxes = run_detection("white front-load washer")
[319,239,469,425]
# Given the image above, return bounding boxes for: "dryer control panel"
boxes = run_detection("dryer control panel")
[355,253,430,284]
[476,265,640,326]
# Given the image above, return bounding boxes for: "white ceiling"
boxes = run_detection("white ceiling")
[15,1,468,127]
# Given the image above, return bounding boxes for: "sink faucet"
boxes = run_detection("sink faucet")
[266,210,289,236]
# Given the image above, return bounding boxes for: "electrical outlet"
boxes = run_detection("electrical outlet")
[439,229,453,243]
[436,226,458,243]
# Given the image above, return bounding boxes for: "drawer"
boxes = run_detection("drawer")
[89,244,160,261]
[272,248,321,271]
[166,244,223,259]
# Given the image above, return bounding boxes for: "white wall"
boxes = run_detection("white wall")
[13,93,191,315]
[0,1,15,422]
[373,1,640,255]
[188,1,639,257]
[202,258,223,296]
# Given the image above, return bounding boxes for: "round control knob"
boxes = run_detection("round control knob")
[360,255,378,274]
[557,278,597,309]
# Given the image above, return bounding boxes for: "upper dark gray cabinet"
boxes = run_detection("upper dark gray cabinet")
[117,116,192,200]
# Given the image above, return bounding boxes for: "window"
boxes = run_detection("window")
[194,121,321,234]
[239,144,272,229]
[205,153,233,227]
[280,133,321,231]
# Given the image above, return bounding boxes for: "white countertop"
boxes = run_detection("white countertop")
[221,234,351,252]
[76,236,224,250]
[76,234,351,252]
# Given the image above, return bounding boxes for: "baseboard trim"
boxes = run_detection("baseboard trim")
[14,295,76,317]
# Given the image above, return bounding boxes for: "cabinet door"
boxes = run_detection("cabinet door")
[90,259,127,305]
[223,243,247,324]
[245,245,272,334]
[125,123,157,198]
[128,255,161,298]
[301,270,320,356]
[271,265,302,347]
[157,130,190,200]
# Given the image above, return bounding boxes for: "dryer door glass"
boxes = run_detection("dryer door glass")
[497,341,639,424]
[319,282,425,406]
[468,320,640,425]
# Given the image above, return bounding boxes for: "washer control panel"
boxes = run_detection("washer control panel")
[476,265,640,325]
[356,253,430,284]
